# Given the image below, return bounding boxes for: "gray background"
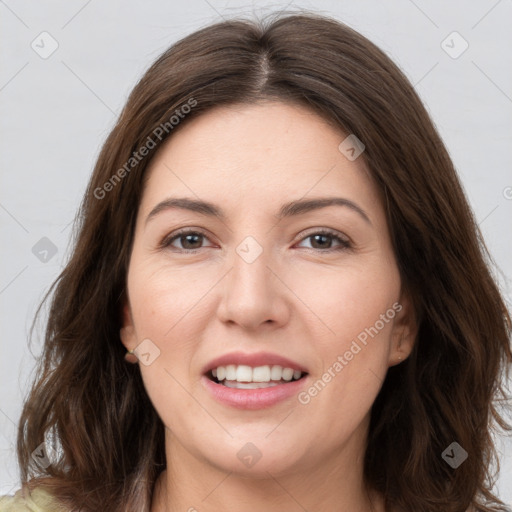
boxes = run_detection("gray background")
[1,0,511,504]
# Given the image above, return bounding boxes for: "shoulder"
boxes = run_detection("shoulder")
[0,487,65,512]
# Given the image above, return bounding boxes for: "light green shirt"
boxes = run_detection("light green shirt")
[0,488,65,512]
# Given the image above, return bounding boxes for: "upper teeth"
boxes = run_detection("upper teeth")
[212,364,303,382]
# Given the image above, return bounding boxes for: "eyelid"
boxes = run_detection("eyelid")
[295,226,350,242]
[293,227,352,251]
[160,226,352,253]
[159,227,215,251]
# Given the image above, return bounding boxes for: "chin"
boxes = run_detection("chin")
[199,434,309,477]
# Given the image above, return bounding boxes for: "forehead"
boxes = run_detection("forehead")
[139,101,381,218]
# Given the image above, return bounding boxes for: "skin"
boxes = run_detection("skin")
[120,101,417,512]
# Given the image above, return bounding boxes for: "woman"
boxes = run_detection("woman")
[1,11,510,512]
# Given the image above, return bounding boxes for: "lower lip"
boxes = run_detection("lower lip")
[202,375,308,410]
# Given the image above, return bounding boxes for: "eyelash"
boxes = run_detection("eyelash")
[159,228,352,254]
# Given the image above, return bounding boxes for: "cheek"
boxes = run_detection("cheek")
[127,257,212,341]
[290,256,400,348]
[292,261,399,415]
[126,261,211,408]
[128,265,205,431]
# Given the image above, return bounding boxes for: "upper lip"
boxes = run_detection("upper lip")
[202,351,308,375]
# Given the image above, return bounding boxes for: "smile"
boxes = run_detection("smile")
[209,364,305,389]
[202,353,310,409]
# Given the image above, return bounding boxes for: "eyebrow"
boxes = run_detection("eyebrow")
[145,196,372,226]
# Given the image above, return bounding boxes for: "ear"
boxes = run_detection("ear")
[388,291,418,367]
[119,300,138,353]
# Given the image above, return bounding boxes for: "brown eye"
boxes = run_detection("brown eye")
[162,230,213,251]
[310,234,334,249]
[176,233,204,250]
[297,230,351,251]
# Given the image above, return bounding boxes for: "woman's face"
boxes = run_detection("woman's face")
[121,101,415,478]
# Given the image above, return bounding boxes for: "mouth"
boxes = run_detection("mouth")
[201,351,310,409]
[206,364,308,389]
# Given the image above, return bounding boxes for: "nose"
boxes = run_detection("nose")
[216,243,290,331]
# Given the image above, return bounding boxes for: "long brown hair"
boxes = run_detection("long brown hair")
[16,11,511,512]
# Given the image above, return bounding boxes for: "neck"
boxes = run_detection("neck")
[151,427,385,512]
